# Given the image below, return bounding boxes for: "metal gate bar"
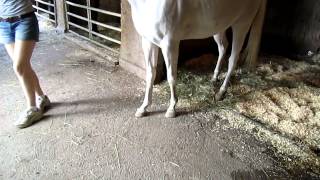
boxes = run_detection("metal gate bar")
[65,0,121,52]
[66,12,121,32]
[65,1,121,18]
[33,0,57,24]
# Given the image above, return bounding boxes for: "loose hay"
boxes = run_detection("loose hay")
[154,55,320,173]
[236,86,320,150]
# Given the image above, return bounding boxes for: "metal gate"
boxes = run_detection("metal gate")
[64,0,121,52]
[32,0,57,25]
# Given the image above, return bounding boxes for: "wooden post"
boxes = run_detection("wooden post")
[119,0,164,83]
[55,0,68,32]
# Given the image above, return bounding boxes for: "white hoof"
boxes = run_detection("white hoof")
[211,77,218,82]
[215,92,225,101]
[165,110,176,118]
[135,109,147,118]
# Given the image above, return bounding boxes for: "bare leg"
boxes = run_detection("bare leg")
[135,38,159,117]
[4,43,15,59]
[212,32,228,82]
[161,42,179,118]
[5,40,44,108]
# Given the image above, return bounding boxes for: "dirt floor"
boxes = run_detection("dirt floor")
[0,24,319,179]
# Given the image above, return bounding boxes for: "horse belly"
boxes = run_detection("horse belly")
[176,0,252,40]
[180,20,230,40]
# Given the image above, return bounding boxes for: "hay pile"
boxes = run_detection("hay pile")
[155,55,320,173]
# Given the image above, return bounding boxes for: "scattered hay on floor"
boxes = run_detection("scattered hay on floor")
[154,55,320,173]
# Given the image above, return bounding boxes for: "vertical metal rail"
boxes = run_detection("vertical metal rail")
[35,0,39,14]
[65,1,70,31]
[52,0,57,23]
[86,0,93,39]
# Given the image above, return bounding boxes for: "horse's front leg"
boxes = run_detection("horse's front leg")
[161,42,179,118]
[135,38,159,117]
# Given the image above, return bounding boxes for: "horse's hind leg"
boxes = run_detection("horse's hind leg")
[135,38,159,117]
[215,23,251,101]
[212,32,228,82]
[161,42,179,118]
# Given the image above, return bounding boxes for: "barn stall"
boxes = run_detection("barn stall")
[119,0,320,174]
[39,0,320,174]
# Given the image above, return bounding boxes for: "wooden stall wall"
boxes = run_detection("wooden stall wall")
[263,0,320,59]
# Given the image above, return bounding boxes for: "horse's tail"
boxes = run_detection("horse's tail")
[244,0,267,69]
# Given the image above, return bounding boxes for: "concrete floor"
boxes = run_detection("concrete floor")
[0,26,311,179]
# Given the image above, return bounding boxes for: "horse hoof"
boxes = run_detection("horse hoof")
[135,109,147,118]
[165,110,176,118]
[215,92,225,101]
[211,77,218,82]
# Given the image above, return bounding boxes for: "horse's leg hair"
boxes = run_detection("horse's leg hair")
[161,42,179,118]
[135,38,159,117]
[215,22,251,101]
[212,32,228,82]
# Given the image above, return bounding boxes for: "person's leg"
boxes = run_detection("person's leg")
[4,43,14,60]
[4,14,50,128]
[6,41,44,97]
[9,40,43,108]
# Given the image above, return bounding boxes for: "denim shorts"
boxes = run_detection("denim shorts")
[0,13,39,44]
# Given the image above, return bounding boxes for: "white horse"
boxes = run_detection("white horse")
[128,0,267,118]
